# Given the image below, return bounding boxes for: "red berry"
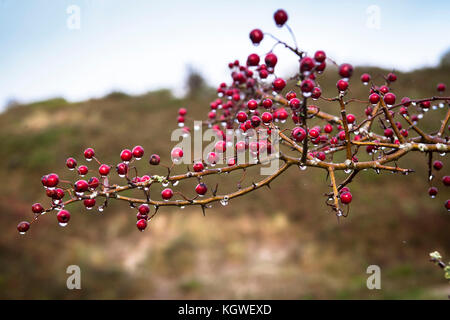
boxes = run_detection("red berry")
[379,85,389,95]
[250,115,261,128]
[292,127,306,142]
[193,162,204,172]
[324,124,333,133]
[442,176,450,186]
[346,114,356,124]
[311,87,322,99]
[384,128,394,137]
[138,204,150,215]
[249,29,263,44]
[215,141,226,153]
[116,162,128,176]
[309,128,320,138]
[384,93,396,105]
[273,9,288,26]
[99,164,110,176]
[433,160,443,170]
[74,180,89,193]
[207,152,218,165]
[428,187,438,197]
[338,130,346,141]
[228,158,236,166]
[132,146,144,159]
[420,101,430,109]
[285,91,296,101]
[66,158,77,169]
[88,177,99,190]
[316,152,326,161]
[387,72,397,82]
[265,53,277,67]
[46,173,59,188]
[84,148,95,160]
[247,53,260,66]
[437,83,446,92]
[336,79,348,91]
[262,99,273,109]
[445,200,450,211]
[161,188,173,200]
[77,165,88,176]
[247,99,258,110]
[120,149,133,162]
[262,112,273,124]
[401,97,411,106]
[300,57,315,73]
[195,183,208,196]
[136,219,147,231]
[314,50,326,63]
[338,63,353,78]
[83,199,96,209]
[400,129,408,137]
[149,154,161,165]
[340,192,352,204]
[360,73,371,83]
[288,98,300,109]
[32,203,44,214]
[57,210,71,224]
[17,221,30,234]
[369,93,380,105]
[178,108,187,116]
[171,147,184,161]
[300,79,315,93]
[273,78,286,92]
[237,111,248,123]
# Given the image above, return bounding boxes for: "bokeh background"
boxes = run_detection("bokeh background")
[0,0,449,299]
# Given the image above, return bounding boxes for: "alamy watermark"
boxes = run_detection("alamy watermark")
[366,265,381,290]
[170,121,282,175]
[66,265,81,289]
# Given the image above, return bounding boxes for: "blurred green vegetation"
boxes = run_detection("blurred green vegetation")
[0,65,449,299]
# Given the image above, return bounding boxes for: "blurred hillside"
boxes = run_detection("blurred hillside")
[0,65,449,299]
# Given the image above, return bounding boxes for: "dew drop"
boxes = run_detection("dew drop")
[98,206,104,212]
[299,165,307,171]
[19,232,26,235]
[162,181,169,187]
[59,222,68,227]
[172,181,179,186]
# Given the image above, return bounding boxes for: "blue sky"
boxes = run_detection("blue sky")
[0,0,449,108]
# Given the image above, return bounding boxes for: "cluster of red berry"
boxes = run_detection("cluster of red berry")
[17,9,449,235]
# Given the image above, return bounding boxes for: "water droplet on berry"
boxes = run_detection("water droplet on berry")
[59,222,68,227]
[429,174,434,181]
[438,103,444,108]
[430,195,436,199]
[172,181,179,186]
[162,181,169,187]
[299,165,307,171]
[363,82,368,86]
[303,92,312,98]
[98,206,104,212]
